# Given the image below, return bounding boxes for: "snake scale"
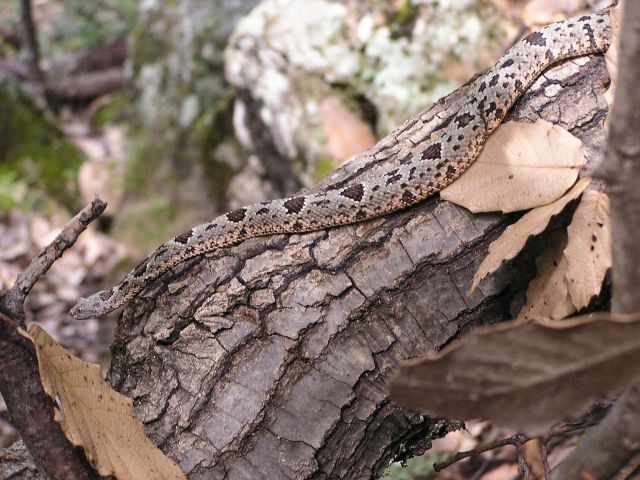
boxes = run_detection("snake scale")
[70,9,612,319]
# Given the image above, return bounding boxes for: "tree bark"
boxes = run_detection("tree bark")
[45,68,125,103]
[0,53,612,479]
[552,2,640,478]
[604,2,640,315]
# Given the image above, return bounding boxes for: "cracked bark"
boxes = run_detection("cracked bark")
[0,54,611,479]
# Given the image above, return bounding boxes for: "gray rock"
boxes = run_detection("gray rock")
[226,0,511,184]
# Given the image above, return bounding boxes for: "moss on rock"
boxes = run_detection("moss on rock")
[0,75,84,210]
[112,0,262,248]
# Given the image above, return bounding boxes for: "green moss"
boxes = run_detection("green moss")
[123,133,165,192]
[382,452,448,480]
[0,172,20,211]
[313,156,336,182]
[112,196,178,251]
[380,418,465,479]
[0,77,84,210]
[193,94,239,202]
[390,0,420,39]
[91,93,130,128]
[47,0,136,52]
[129,27,171,77]
[0,38,17,58]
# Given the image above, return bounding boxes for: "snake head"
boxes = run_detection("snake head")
[69,290,115,319]
[69,297,98,320]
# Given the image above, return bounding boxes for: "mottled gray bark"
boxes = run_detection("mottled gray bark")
[0,54,611,480]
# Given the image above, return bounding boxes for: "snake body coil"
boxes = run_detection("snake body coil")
[71,10,611,319]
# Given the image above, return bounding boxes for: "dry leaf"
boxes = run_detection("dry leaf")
[390,315,640,437]
[517,230,576,321]
[564,191,611,311]
[26,325,186,480]
[320,96,376,164]
[518,189,611,321]
[470,177,590,292]
[442,120,585,213]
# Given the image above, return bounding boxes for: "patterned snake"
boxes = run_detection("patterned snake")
[71,9,612,319]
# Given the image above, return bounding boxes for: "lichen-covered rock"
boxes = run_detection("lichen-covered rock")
[226,0,514,185]
[0,74,84,211]
[121,0,263,252]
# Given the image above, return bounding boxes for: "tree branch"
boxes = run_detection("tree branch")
[0,199,106,480]
[18,0,43,84]
[434,433,530,472]
[0,199,107,325]
[44,68,125,103]
[553,2,640,478]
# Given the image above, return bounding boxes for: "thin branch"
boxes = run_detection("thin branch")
[0,199,106,479]
[19,0,43,84]
[434,433,530,472]
[0,198,107,325]
[433,418,606,479]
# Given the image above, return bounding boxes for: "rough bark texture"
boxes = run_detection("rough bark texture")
[0,441,43,480]
[603,1,640,315]
[0,55,611,479]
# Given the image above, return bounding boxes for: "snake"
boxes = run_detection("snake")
[70,9,612,319]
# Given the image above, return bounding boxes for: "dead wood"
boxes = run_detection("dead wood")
[0,54,612,479]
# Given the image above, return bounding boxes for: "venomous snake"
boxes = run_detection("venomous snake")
[70,8,612,319]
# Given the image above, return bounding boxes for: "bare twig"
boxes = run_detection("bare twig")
[19,0,43,84]
[0,198,107,325]
[433,419,608,479]
[0,199,106,479]
[434,433,530,472]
